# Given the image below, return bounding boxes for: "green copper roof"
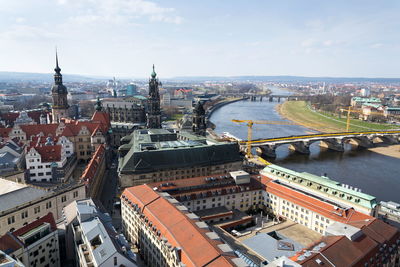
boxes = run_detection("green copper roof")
[351,97,381,103]
[361,103,381,109]
[151,64,157,78]
[132,95,147,100]
[261,164,377,210]
[118,129,242,174]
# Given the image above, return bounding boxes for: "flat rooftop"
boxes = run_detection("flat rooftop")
[0,178,48,214]
[0,179,27,195]
[242,231,304,263]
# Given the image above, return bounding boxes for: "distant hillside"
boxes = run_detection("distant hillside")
[171,75,400,83]
[0,71,106,83]
[1,71,400,84]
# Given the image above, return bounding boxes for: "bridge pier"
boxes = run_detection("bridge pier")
[344,136,374,148]
[373,135,399,145]
[269,96,273,102]
[289,141,310,154]
[320,138,344,152]
[258,145,277,158]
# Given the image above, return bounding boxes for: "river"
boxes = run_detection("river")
[210,87,400,203]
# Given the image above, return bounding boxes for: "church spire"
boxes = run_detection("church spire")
[54,48,63,85]
[95,96,103,111]
[55,48,61,73]
[151,64,157,78]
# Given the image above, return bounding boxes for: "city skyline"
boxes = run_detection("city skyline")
[1,0,400,78]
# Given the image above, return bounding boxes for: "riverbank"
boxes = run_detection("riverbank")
[369,145,400,159]
[278,101,398,133]
[207,97,246,120]
[278,100,400,159]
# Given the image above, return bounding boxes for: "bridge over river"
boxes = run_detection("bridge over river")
[237,130,400,157]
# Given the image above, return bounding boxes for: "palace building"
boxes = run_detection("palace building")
[118,129,242,188]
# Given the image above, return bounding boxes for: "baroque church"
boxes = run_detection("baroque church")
[51,52,70,123]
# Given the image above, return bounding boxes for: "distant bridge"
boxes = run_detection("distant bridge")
[219,93,310,102]
[238,130,400,157]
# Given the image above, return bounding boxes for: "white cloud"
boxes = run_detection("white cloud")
[15,17,26,23]
[0,25,59,41]
[323,40,333,46]
[370,43,383,48]
[64,0,183,25]
[301,38,316,48]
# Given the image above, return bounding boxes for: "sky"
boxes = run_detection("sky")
[0,0,400,78]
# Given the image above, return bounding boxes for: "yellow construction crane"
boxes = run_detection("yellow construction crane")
[340,106,394,132]
[231,119,296,158]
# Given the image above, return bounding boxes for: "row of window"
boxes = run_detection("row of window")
[5,191,79,226]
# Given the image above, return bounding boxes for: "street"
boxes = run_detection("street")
[99,156,122,230]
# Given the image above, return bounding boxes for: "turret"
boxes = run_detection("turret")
[146,64,162,129]
[51,49,70,123]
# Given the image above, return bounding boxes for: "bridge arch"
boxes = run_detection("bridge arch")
[370,135,399,145]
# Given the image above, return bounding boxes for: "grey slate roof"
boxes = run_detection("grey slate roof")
[0,152,19,166]
[0,185,48,214]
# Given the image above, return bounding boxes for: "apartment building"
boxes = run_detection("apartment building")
[63,199,137,267]
[4,108,110,163]
[148,171,264,214]
[0,250,25,267]
[80,145,107,199]
[291,219,400,266]
[118,129,242,188]
[0,213,60,267]
[0,178,85,235]
[261,174,372,235]
[261,164,377,215]
[121,185,246,267]
[102,97,146,124]
[25,135,77,183]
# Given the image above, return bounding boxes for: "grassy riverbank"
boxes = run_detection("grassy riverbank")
[279,101,399,133]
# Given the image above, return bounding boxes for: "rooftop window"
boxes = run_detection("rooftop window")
[90,235,102,249]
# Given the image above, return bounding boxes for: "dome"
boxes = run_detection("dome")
[51,84,68,94]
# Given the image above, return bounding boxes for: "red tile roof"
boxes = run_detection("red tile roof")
[20,124,59,139]
[29,145,62,162]
[261,176,372,224]
[0,127,11,138]
[0,110,50,125]
[29,136,60,147]
[81,144,105,184]
[0,233,23,253]
[122,185,236,267]
[148,175,263,202]
[292,219,400,267]
[13,212,57,238]
[91,111,110,128]
[0,112,110,141]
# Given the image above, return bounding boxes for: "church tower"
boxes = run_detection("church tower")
[146,65,161,129]
[192,101,206,136]
[51,51,69,123]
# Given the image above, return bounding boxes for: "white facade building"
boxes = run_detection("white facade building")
[64,199,137,267]
[0,213,60,267]
[0,178,85,235]
[26,145,67,182]
[26,136,74,182]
